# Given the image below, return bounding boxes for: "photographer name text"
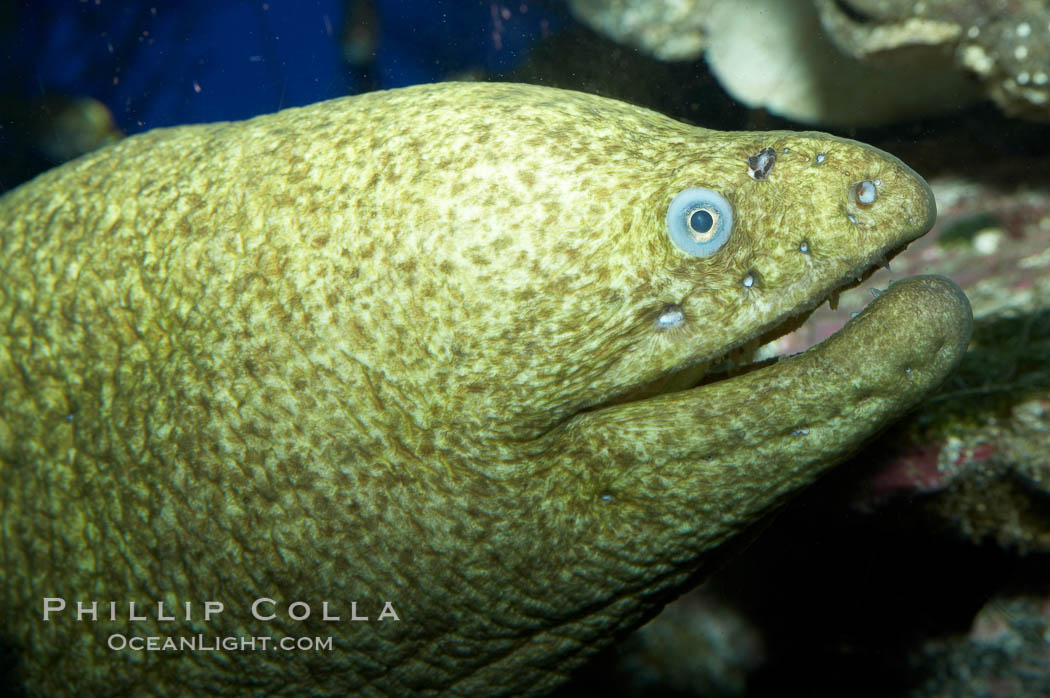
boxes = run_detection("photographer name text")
[42,597,400,623]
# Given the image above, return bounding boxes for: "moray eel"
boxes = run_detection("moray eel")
[0,82,971,696]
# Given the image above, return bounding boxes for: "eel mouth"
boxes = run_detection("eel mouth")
[598,241,911,411]
[701,250,896,385]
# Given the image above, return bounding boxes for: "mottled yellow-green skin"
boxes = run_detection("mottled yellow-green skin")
[0,82,970,696]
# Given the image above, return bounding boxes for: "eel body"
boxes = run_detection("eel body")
[0,82,971,696]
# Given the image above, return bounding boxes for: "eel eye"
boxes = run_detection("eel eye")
[666,187,733,257]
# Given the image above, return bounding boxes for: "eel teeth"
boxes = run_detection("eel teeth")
[828,290,840,311]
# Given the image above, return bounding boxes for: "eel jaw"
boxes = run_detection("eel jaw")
[565,274,972,544]
[585,235,920,414]
[662,240,911,396]
[712,246,900,376]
